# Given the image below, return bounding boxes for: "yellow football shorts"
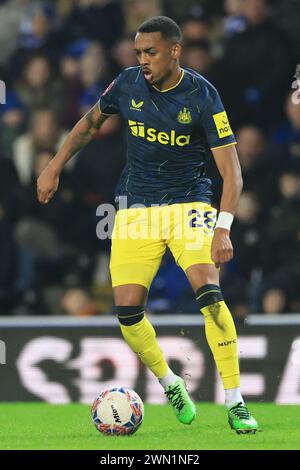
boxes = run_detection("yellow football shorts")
[110,201,217,289]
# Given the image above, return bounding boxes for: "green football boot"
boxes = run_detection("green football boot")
[228,402,259,434]
[165,377,196,425]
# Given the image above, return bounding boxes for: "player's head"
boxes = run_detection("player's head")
[135,16,182,85]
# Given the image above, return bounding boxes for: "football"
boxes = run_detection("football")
[91,387,144,436]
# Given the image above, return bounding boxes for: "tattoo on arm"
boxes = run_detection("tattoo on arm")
[68,105,108,156]
[85,104,107,129]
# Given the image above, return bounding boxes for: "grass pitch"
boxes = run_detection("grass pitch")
[0,403,299,450]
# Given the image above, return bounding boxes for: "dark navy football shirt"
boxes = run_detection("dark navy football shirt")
[98,66,236,207]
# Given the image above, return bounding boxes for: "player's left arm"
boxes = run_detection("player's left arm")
[211,144,243,267]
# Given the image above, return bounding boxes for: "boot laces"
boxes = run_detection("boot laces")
[230,402,250,420]
[165,384,185,411]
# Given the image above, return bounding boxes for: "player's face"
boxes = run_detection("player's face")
[134,32,181,85]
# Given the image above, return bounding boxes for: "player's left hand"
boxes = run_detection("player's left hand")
[211,228,233,268]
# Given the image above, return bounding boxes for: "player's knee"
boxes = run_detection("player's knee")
[114,306,145,326]
[195,284,224,316]
[113,285,148,306]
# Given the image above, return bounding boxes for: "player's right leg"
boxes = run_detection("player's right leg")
[113,284,196,425]
[110,206,196,425]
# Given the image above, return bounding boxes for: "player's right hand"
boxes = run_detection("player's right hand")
[37,166,59,204]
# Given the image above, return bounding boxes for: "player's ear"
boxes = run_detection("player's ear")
[171,43,181,60]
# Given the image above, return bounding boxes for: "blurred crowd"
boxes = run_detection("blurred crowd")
[0,0,299,317]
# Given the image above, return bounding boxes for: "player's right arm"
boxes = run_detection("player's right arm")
[37,104,109,204]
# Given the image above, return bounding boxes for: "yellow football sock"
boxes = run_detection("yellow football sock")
[118,310,168,379]
[196,285,240,389]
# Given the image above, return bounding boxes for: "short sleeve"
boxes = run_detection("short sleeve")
[199,83,236,150]
[98,73,122,115]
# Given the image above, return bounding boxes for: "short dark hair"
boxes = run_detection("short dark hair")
[137,16,182,43]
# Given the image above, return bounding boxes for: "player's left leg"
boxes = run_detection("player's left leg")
[168,202,258,433]
[186,263,257,433]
